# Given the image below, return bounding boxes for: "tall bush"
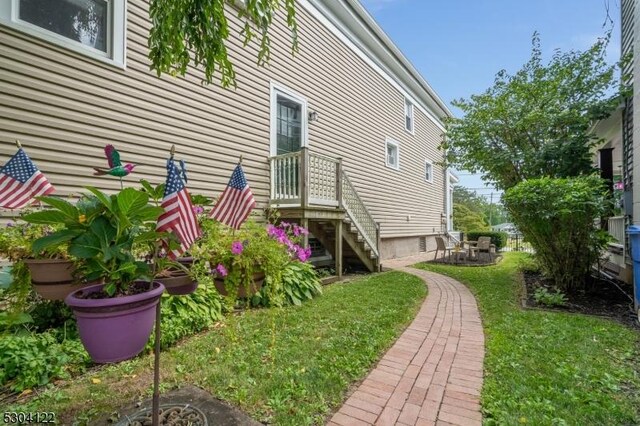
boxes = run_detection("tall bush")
[503,176,610,292]
[465,231,509,251]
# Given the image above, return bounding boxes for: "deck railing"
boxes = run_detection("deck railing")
[269,148,379,258]
[608,216,626,245]
[341,172,379,258]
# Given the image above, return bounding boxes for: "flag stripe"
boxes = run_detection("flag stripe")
[156,160,201,259]
[0,149,55,209]
[210,164,255,230]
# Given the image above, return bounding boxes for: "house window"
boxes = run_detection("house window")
[404,98,414,133]
[425,160,433,183]
[270,82,308,156]
[385,138,400,170]
[0,0,126,67]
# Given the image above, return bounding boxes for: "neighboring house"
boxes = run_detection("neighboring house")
[594,0,638,314]
[491,222,517,236]
[0,0,454,275]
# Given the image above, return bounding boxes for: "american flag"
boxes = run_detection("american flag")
[0,148,54,209]
[210,164,256,229]
[157,159,201,258]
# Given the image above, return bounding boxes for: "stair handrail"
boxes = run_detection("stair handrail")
[341,171,379,258]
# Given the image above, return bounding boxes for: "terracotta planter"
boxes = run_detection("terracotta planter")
[24,258,75,283]
[156,272,198,296]
[65,281,164,364]
[214,272,265,298]
[32,281,95,301]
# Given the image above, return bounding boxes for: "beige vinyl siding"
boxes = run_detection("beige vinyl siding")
[0,1,446,238]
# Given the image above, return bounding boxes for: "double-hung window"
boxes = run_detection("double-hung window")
[425,160,434,183]
[385,138,400,170]
[404,98,414,133]
[0,0,126,67]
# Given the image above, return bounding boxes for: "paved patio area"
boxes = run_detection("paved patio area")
[328,264,484,426]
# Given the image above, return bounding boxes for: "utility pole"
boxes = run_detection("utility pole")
[489,192,494,226]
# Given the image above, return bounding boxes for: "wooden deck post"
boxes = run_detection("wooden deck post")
[335,219,343,278]
[336,157,343,209]
[300,147,309,209]
[376,222,381,272]
[301,217,309,248]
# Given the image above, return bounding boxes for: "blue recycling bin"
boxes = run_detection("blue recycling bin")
[627,225,640,321]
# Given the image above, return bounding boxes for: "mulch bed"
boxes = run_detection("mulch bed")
[522,270,639,330]
[429,254,503,267]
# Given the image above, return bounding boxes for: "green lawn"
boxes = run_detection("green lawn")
[415,253,640,426]
[5,271,426,425]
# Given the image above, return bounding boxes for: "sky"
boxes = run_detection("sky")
[360,0,621,201]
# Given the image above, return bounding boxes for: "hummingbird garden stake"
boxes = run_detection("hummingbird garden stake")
[92,145,136,189]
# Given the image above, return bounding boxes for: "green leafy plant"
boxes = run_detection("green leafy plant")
[466,231,509,251]
[148,0,298,87]
[0,331,89,392]
[254,260,322,307]
[24,187,164,296]
[503,176,610,292]
[533,287,567,307]
[0,221,68,262]
[192,219,291,303]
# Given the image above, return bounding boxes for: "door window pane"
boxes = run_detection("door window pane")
[276,95,302,155]
[19,0,109,53]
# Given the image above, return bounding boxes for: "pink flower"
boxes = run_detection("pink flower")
[215,263,228,277]
[296,246,312,262]
[192,205,204,214]
[231,241,244,255]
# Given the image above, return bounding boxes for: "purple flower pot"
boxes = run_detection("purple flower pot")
[65,281,165,364]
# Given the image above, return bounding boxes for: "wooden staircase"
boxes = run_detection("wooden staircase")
[270,148,381,274]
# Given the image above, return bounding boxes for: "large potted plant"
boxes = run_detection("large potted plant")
[0,220,83,300]
[192,219,309,301]
[24,187,166,363]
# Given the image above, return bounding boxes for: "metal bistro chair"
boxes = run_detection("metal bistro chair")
[435,236,455,263]
[477,236,496,262]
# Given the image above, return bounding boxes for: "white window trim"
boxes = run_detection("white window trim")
[385,138,400,171]
[425,159,434,183]
[0,0,127,69]
[404,98,414,134]
[270,81,309,157]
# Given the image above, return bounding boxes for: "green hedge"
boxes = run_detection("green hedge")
[465,231,509,250]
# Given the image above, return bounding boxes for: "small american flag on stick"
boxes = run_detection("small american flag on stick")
[210,162,256,229]
[0,145,54,209]
[157,158,201,258]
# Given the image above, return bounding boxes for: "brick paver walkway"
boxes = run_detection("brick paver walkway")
[328,267,484,426]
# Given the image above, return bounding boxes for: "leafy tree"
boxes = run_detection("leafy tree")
[442,32,622,190]
[148,0,298,88]
[453,186,509,227]
[453,204,490,233]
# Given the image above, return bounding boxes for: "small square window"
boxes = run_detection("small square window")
[425,160,434,183]
[405,98,414,133]
[386,139,400,170]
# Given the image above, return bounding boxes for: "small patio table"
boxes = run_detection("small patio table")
[464,240,479,261]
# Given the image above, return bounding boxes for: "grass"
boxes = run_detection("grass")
[415,253,640,426]
[5,271,426,425]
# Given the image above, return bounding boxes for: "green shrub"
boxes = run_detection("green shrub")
[465,231,509,250]
[533,287,567,307]
[0,331,89,392]
[503,176,610,292]
[254,261,322,307]
[150,283,223,349]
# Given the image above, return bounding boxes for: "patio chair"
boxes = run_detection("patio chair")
[435,236,455,262]
[477,236,496,262]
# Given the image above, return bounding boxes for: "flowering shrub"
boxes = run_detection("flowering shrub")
[267,222,311,261]
[191,218,314,305]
